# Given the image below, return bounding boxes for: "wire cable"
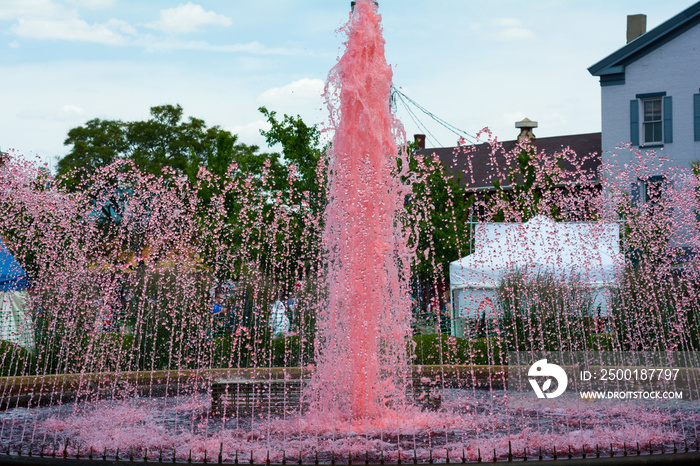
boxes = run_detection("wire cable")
[395,87,477,141]
[391,87,479,144]
[395,91,441,147]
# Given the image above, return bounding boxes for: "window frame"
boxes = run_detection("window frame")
[633,92,670,148]
[641,96,663,145]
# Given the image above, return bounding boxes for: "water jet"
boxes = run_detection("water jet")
[1,1,700,464]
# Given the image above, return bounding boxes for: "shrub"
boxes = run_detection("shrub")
[0,341,36,376]
[271,334,315,367]
[411,334,504,366]
[497,269,594,352]
[610,264,700,351]
[212,334,315,369]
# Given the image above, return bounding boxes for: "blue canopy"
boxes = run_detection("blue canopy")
[0,239,29,292]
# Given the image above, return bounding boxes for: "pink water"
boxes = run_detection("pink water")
[3,0,700,462]
[312,0,413,421]
[8,392,694,462]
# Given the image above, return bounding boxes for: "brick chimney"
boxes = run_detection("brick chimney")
[414,134,426,150]
[515,118,538,140]
[627,14,647,43]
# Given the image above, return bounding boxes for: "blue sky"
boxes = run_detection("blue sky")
[0,0,695,169]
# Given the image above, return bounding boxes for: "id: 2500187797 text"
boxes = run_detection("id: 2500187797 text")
[580,368,679,382]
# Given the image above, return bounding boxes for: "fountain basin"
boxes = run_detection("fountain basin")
[210,373,444,416]
[0,365,504,411]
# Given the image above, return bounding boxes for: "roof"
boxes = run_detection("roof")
[588,1,700,85]
[416,132,601,191]
[449,215,621,289]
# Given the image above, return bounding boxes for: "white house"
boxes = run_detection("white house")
[588,3,700,173]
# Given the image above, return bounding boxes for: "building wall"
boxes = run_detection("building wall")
[601,22,700,172]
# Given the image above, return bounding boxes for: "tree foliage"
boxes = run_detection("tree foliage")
[258,106,326,216]
[57,118,127,189]
[57,104,265,191]
[55,104,327,285]
[489,142,563,222]
[401,144,472,283]
[257,106,327,280]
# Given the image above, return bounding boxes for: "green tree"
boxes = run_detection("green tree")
[258,106,326,215]
[190,131,274,206]
[57,118,127,189]
[402,144,472,283]
[56,104,326,286]
[57,104,249,190]
[489,143,562,222]
[256,106,327,280]
[56,105,276,278]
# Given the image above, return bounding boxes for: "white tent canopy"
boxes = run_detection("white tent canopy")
[449,216,622,332]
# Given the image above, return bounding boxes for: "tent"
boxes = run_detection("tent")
[449,216,622,337]
[0,238,34,352]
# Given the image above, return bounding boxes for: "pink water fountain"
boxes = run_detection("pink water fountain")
[312,0,412,423]
[1,1,700,464]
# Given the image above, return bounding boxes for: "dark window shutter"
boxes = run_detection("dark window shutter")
[663,96,673,143]
[630,99,639,146]
[694,94,700,142]
[630,181,640,206]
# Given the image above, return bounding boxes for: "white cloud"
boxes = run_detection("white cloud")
[493,17,522,27]
[59,104,85,118]
[147,3,232,34]
[0,0,65,21]
[489,17,534,41]
[2,0,134,46]
[139,37,303,56]
[258,78,325,107]
[495,27,535,41]
[5,6,288,55]
[0,60,269,165]
[228,120,270,148]
[68,0,115,9]
[10,16,136,45]
[2,1,300,54]
[9,41,19,48]
[105,18,136,35]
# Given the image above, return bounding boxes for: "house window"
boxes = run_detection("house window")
[630,93,672,146]
[631,175,665,207]
[641,175,664,204]
[642,97,663,144]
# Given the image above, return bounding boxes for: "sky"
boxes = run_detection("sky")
[1,0,696,170]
